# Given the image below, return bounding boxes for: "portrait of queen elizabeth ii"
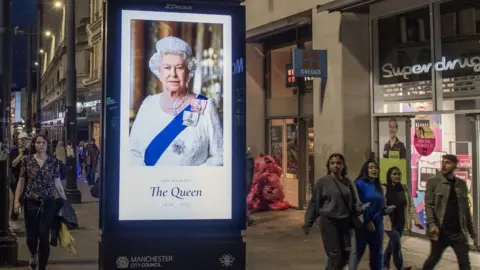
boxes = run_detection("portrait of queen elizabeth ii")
[129,36,224,166]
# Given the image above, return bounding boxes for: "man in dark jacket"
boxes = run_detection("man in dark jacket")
[423,154,476,270]
[85,139,99,186]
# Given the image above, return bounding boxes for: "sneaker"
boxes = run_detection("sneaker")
[10,220,22,232]
[29,254,37,269]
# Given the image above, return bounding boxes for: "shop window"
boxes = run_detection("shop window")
[438,0,480,110]
[373,7,433,113]
[408,111,474,241]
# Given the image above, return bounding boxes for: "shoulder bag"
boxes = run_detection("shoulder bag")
[332,178,363,229]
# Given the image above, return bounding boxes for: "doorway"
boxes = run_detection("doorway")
[268,117,315,208]
[268,118,299,207]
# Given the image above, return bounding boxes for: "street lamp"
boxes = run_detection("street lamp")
[39,48,44,53]
[53,1,62,8]
[65,0,81,203]
[44,30,51,37]
[34,62,39,66]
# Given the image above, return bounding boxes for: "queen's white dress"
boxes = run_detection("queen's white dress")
[129,93,223,166]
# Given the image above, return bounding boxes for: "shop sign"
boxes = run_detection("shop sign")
[381,56,480,79]
[292,49,328,78]
[456,155,472,169]
[83,100,101,108]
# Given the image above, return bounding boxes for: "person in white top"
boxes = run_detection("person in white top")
[129,36,223,167]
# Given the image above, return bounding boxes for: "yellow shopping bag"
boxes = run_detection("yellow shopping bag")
[59,223,77,256]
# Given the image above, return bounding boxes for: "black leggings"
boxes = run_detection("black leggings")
[319,216,352,270]
[24,199,56,270]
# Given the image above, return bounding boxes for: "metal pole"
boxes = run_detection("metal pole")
[0,0,18,265]
[35,0,42,134]
[65,0,81,203]
[26,25,32,135]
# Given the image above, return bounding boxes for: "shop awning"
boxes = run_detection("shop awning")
[316,0,382,13]
[246,15,310,42]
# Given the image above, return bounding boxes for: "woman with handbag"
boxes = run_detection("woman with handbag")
[13,134,67,270]
[303,153,363,270]
[383,166,423,270]
[354,160,393,270]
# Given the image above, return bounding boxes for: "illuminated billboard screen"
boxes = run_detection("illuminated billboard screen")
[118,10,233,221]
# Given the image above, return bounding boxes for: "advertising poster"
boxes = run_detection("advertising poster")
[378,117,407,160]
[379,158,407,185]
[455,155,473,215]
[286,123,298,176]
[119,10,232,221]
[270,125,282,166]
[413,126,436,156]
[401,102,443,231]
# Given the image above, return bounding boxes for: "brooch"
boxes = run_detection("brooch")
[172,139,186,155]
[190,99,207,114]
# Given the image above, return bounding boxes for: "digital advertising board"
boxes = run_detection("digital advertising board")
[101,0,246,234]
[100,0,246,268]
[120,10,232,221]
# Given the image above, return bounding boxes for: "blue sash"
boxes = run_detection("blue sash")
[144,95,208,166]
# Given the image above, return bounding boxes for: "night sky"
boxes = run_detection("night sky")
[11,0,37,90]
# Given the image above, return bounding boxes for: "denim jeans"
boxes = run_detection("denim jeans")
[383,225,404,270]
[324,229,357,270]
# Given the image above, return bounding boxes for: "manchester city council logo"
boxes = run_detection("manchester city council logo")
[116,256,129,269]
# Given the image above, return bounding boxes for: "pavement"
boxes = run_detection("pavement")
[4,181,480,270]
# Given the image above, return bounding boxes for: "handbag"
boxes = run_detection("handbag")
[332,178,363,229]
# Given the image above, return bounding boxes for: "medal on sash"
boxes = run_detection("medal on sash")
[182,111,199,127]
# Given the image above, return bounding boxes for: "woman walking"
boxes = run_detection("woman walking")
[354,160,388,270]
[303,153,362,270]
[383,167,423,270]
[13,134,67,270]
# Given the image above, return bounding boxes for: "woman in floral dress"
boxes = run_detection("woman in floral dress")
[13,134,67,270]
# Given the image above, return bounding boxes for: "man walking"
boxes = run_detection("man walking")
[85,138,99,186]
[423,154,476,270]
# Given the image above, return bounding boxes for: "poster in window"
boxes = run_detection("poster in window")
[270,125,282,166]
[286,123,298,175]
[378,117,407,159]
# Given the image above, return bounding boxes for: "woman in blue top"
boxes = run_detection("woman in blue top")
[354,160,386,270]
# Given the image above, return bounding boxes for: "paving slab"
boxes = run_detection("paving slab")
[4,185,480,269]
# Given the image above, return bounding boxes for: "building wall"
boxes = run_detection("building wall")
[245,0,372,179]
[312,12,371,179]
[40,3,90,114]
[246,43,265,156]
[245,0,324,30]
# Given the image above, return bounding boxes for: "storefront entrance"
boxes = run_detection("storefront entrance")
[268,117,313,209]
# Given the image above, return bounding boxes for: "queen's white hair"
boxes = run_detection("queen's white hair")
[148,37,198,83]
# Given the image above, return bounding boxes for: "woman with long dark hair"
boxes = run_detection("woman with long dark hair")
[383,166,422,270]
[354,160,388,270]
[303,153,362,270]
[13,134,66,270]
